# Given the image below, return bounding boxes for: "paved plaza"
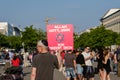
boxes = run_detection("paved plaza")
[0,65,119,80]
[22,67,120,80]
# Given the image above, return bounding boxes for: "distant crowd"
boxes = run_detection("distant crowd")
[0,42,120,80]
[47,46,120,80]
[30,40,120,80]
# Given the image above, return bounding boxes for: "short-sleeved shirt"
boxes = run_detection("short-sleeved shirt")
[11,58,20,66]
[76,54,85,65]
[32,52,59,80]
[64,53,76,68]
[82,52,92,66]
[115,49,120,61]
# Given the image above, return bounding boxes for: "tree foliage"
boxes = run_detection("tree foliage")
[7,36,22,50]
[0,33,8,47]
[21,25,46,50]
[74,25,118,49]
[116,34,120,45]
[1,24,120,51]
[0,25,46,51]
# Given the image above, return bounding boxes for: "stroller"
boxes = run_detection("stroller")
[0,66,23,80]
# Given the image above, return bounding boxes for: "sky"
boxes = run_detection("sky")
[0,0,120,32]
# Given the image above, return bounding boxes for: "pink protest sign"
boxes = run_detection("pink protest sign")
[47,24,74,50]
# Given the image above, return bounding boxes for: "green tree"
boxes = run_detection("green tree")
[0,33,8,47]
[74,33,79,48]
[21,25,46,50]
[37,28,46,40]
[116,34,120,45]
[74,25,118,49]
[88,26,117,48]
[74,32,90,48]
[7,36,22,50]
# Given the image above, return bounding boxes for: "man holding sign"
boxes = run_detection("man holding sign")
[47,24,76,80]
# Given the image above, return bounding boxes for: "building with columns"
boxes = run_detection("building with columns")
[100,8,120,33]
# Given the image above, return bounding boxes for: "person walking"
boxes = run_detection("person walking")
[96,47,104,80]
[63,50,77,80]
[82,47,94,80]
[4,51,11,70]
[102,49,111,80]
[31,40,59,80]
[76,50,85,80]
[113,46,120,73]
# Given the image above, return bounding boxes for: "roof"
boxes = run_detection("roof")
[13,26,22,31]
[102,8,120,19]
[0,22,8,25]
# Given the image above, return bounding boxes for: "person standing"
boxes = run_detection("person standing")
[96,47,104,80]
[23,51,29,67]
[76,50,85,80]
[31,40,59,80]
[11,54,20,67]
[102,49,111,80]
[82,47,94,80]
[18,53,24,67]
[113,46,120,73]
[8,50,14,60]
[4,52,11,70]
[63,50,77,80]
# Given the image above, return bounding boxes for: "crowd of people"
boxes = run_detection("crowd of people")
[0,50,24,70]
[1,39,120,80]
[30,40,120,80]
[0,49,25,80]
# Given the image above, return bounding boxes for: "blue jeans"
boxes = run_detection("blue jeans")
[76,64,83,74]
[113,63,118,72]
[65,68,76,78]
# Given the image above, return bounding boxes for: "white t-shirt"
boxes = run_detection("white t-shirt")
[82,52,92,66]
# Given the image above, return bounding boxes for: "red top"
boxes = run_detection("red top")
[61,52,65,60]
[11,58,20,66]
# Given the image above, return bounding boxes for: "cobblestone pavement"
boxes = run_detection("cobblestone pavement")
[0,66,120,80]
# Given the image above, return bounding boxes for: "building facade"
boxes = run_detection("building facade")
[101,9,120,33]
[0,22,13,36]
[13,27,21,36]
[0,22,21,36]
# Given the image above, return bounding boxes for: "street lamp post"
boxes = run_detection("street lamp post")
[22,42,25,53]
